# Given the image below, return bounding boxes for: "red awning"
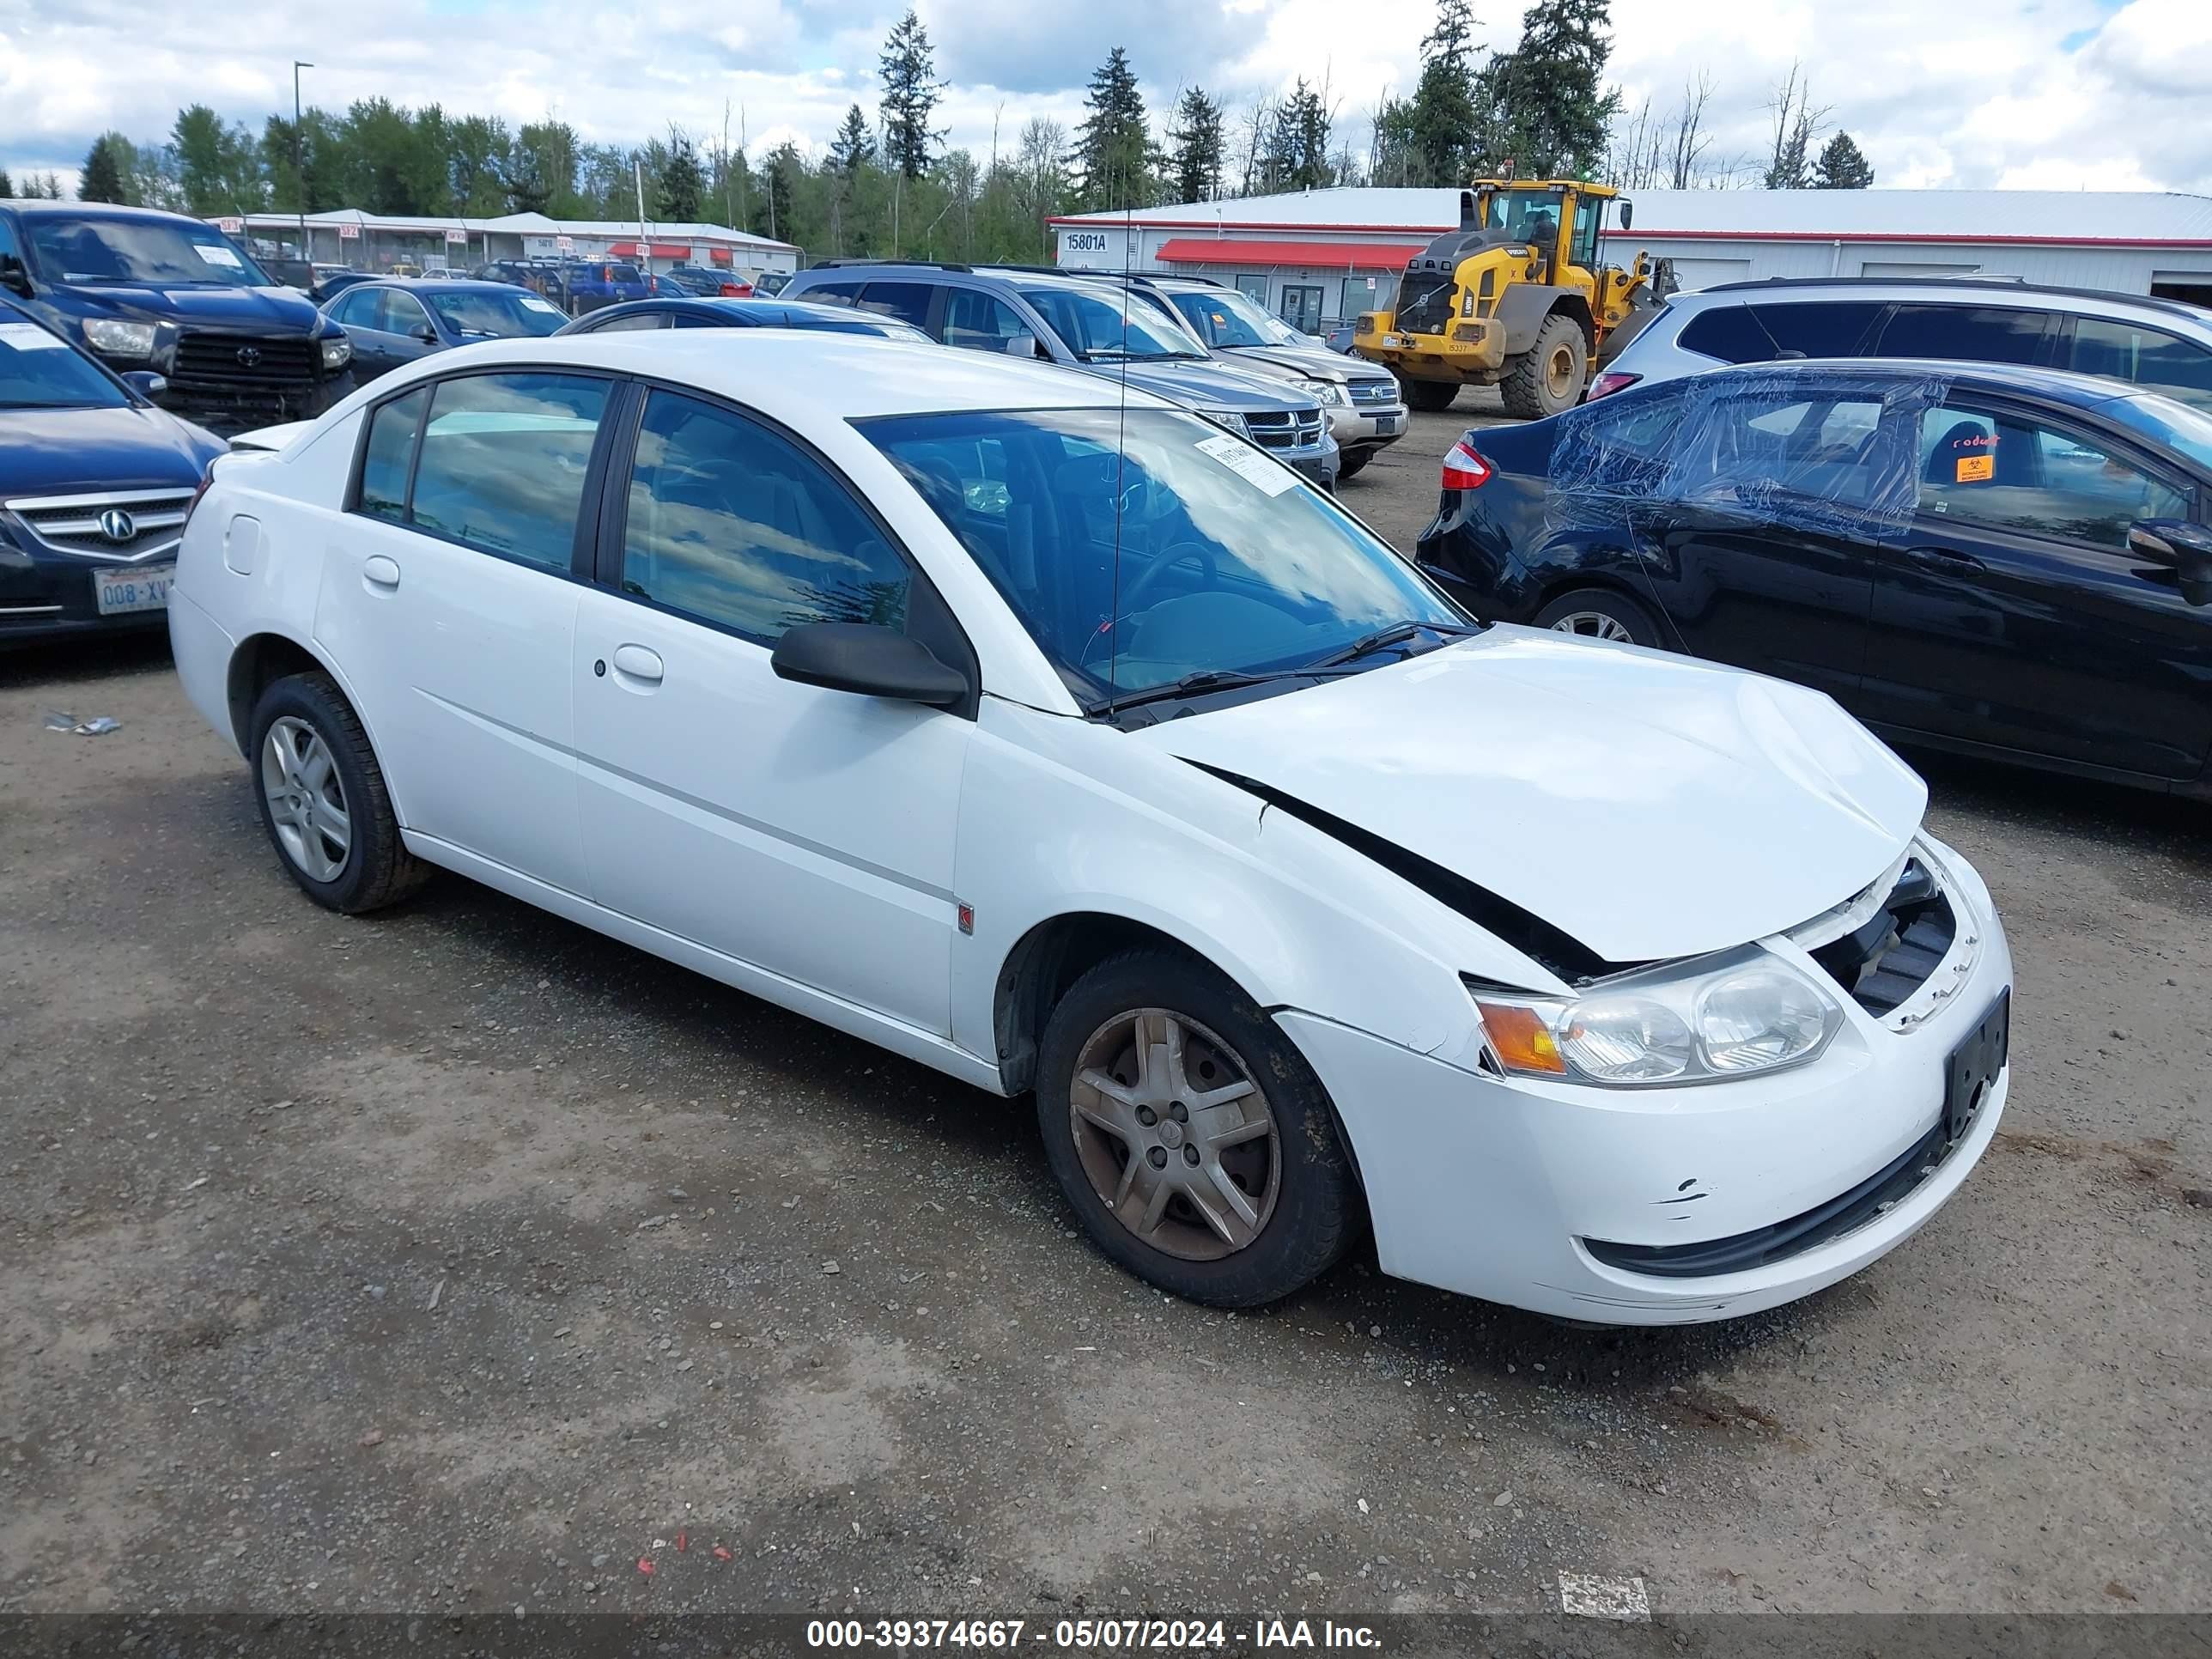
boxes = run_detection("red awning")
[649,242,690,258]
[709,247,732,265]
[607,241,641,256]
[1153,238,1413,270]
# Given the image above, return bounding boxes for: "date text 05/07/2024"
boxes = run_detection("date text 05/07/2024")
[804,1618,1382,1650]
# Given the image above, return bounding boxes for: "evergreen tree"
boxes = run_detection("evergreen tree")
[1475,0,1620,178]
[1410,0,1482,186]
[0,171,11,198]
[878,9,945,181]
[656,131,706,219]
[752,142,802,242]
[1812,131,1875,189]
[828,105,878,176]
[1279,78,1335,190]
[1071,47,1153,210]
[80,137,126,204]
[1165,87,1224,204]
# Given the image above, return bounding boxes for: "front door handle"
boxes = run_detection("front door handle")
[1905,544,1985,574]
[611,643,665,684]
[362,554,401,590]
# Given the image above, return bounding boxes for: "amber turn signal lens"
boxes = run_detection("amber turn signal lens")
[1474,1000,1566,1074]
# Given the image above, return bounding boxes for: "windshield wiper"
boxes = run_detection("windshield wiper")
[1090,665,1351,719]
[1311,619,1483,669]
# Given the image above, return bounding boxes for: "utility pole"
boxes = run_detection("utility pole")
[292,61,313,260]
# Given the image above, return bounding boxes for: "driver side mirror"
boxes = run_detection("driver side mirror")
[770,622,968,708]
[411,323,439,344]
[1005,331,1042,360]
[0,254,31,298]
[1618,200,1633,231]
[121,371,167,399]
[2130,519,2212,584]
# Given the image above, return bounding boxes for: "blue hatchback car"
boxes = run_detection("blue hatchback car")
[556,295,933,340]
[0,300,226,646]
[320,279,568,381]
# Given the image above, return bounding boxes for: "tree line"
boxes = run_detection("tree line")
[6,0,1873,267]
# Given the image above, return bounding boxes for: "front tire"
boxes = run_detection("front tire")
[247,671,428,914]
[1036,950,1359,1307]
[1501,313,1588,418]
[1401,377,1460,413]
[1337,449,1372,480]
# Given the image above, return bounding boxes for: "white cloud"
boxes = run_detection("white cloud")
[1,0,2209,196]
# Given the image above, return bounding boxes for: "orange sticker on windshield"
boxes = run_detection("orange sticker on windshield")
[1955,453,1994,483]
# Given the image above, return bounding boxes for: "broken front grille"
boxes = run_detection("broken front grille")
[1808,859,1958,1017]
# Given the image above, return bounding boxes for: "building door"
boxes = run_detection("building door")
[1234,274,1269,307]
[1279,283,1323,335]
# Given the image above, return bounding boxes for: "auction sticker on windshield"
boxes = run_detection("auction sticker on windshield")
[0,322,66,351]
[94,564,173,617]
[520,296,562,313]
[1195,431,1298,496]
[193,244,245,270]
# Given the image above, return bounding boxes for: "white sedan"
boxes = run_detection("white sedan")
[170,331,2012,1323]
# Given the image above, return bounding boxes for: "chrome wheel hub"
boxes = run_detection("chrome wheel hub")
[260,716,351,883]
[1550,611,1635,644]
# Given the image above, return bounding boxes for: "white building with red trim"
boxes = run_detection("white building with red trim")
[226,209,799,277]
[1050,188,2212,331]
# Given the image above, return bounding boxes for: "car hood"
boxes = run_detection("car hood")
[1223,341,1395,386]
[0,404,224,495]
[1135,627,1927,969]
[68,283,330,334]
[1084,359,1317,413]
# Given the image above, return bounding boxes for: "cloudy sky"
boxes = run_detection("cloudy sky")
[2,0,2208,198]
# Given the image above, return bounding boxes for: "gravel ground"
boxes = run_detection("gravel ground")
[1,398,2205,1621]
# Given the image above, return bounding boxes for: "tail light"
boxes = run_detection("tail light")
[1587,370,1640,400]
[182,471,216,529]
[1441,438,1493,491]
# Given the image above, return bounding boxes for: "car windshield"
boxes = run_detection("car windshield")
[1170,289,1304,349]
[426,289,566,338]
[2097,390,2212,473]
[864,406,1465,708]
[0,319,129,409]
[27,216,273,287]
[1483,188,1565,247]
[1018,287,1204,362]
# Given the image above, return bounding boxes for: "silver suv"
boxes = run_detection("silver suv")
[783,262,1339,489]
[1595,276,2212,411]
[1128,277,1408,479]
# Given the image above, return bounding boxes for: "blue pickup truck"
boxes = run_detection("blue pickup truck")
[552,259,654,314]
[0,200,353,434]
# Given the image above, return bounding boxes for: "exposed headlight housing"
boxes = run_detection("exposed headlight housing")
[83,318,157,358]
[320,334,352,370]
[1468,950,1844,1088]
[1200,408,1249,436]
[1297,377,1346,404]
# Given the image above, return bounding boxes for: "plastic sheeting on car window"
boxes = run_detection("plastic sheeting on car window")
[1542,367,1953,541]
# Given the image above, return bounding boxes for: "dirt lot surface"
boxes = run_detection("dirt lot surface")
[2,398,2206,1622]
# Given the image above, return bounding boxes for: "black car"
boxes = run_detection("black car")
[1416,358,2212,792]
[0,300,227,645]
[321,278,566,380]
[0,201,354,434]
[555,295,932,340]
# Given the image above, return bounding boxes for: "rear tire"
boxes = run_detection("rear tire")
[247,671,429,915]
[1401,378,1460,413]
[1036,949,1359,1308]
[1501,313,1588,418]
[1534,586,1662,648]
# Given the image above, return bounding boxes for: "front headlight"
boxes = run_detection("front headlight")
[1468,951,1844,1089]
[320,335,352,370]
[1297,378,1346,404]
[1200,408,1249,436]
[83,319,157,358]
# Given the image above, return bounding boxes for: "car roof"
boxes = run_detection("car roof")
[1698,355,2178,413]
[365,329,1170,421]
[356,278,522,294]
[1,200,216,222]
[1666,276,2212,330]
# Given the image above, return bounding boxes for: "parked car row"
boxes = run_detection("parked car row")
[168,327,2014,1328]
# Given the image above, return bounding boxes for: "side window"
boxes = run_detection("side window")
[405,373,609,570]
[944,289,1029,351]
[592,310,667,332]
[857,282,933,328]
[380,291,432,336]
[618,389,910,642]
[1917,404,2191,548]
[802,280,863,307]
[0,214,19,265]
[1569,196,1602,271]
[1745,301,1886,360]
[355,388,427,523]
[1677,305,1775,365]
[328,290,368,328]
[2067,318,2212,410]
[1668,388,1899,513]
[1875,305,2051,366]
[672,311,726,329]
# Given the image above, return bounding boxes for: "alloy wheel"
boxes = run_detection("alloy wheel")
[261,715,351,883]
[1067,1008,1281,1261]
[1549,611,1636,644]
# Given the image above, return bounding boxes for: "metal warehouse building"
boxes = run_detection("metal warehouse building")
[1051,188,2212,332]
[224,209,800,278]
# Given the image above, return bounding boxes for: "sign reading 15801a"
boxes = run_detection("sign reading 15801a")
[1061,231,1112,252]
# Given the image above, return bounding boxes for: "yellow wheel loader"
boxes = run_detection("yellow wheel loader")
[1354,179,1658,418]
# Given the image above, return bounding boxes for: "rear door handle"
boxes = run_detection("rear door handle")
[1905,544,1985,574]
[362,555,401,590]
[611,643,664,684]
